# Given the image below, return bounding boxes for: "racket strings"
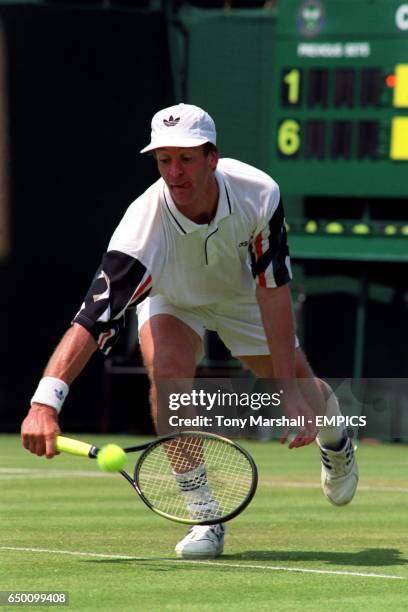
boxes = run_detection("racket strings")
[163,436,205,473]
[137,436,254,521]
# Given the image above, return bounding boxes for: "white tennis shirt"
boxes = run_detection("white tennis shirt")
[74,158,292,353]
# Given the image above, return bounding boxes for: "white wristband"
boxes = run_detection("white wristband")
[31,377,69,414]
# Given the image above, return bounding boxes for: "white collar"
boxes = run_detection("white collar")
[162,171,233,235]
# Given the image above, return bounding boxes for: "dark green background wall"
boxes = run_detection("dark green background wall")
[0,5,173,430]
[179,7,277,170]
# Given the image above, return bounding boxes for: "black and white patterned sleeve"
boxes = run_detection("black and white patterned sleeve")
[72,250,152,355]
[249,198,292,288]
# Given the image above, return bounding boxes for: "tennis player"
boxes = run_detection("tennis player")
[21,103,358,559]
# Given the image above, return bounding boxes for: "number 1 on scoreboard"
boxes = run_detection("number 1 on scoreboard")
[281,68,302,106]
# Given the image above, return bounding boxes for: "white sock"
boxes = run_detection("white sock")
[175,466,220,519]
[317,392,346,449]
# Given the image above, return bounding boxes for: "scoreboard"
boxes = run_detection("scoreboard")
[270,0,408,197]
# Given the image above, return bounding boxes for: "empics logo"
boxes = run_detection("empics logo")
[315,415,367,427]
[163,115,180,127]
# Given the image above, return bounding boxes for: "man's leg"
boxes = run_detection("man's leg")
[139,314,201,428]
[238,349,358,506]
[139,314,225,558]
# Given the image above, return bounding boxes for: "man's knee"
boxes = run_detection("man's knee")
[147,351,197,381]
[139,314,202,380]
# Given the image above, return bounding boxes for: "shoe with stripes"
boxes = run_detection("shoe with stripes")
[175,523,225,559]
[318,437,358,506]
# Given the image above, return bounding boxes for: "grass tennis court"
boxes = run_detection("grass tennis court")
[1,434,408,611]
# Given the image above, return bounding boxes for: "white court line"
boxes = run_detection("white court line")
[0,468,110,479]
[1,468,408,493]
[0,547,406,581]
[263,481,408,494]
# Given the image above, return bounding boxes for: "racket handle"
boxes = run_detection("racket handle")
[56,435,98,458]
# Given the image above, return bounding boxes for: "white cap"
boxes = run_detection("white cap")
[140,103,217,153]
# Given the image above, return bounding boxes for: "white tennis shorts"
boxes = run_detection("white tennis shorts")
[137,293,299,357]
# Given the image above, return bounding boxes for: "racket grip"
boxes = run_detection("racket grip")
[56,435,98,458]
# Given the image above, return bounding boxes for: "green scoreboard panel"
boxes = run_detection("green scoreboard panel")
[270,0,408,197]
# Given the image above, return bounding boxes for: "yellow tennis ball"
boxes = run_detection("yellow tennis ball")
[305,220,318,233]
[352,223,370,235]
[97,444,126,472]
[325,222,344,234]
[384,225,397,236]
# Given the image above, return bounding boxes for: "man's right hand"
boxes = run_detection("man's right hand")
[21,404,61,458]
[278,385,319,449]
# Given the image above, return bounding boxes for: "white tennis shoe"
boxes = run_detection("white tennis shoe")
[318,437,359,506]
[175,524,225,559]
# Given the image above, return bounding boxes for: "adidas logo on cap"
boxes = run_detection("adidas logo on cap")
[163,115,180,127]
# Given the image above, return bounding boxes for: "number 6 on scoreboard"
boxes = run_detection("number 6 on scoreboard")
[278,119,301,157]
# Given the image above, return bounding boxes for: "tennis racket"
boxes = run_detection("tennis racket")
[56,431,258,525]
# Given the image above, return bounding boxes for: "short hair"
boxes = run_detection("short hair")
[151,142,218,159]
[203,142,218,157]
